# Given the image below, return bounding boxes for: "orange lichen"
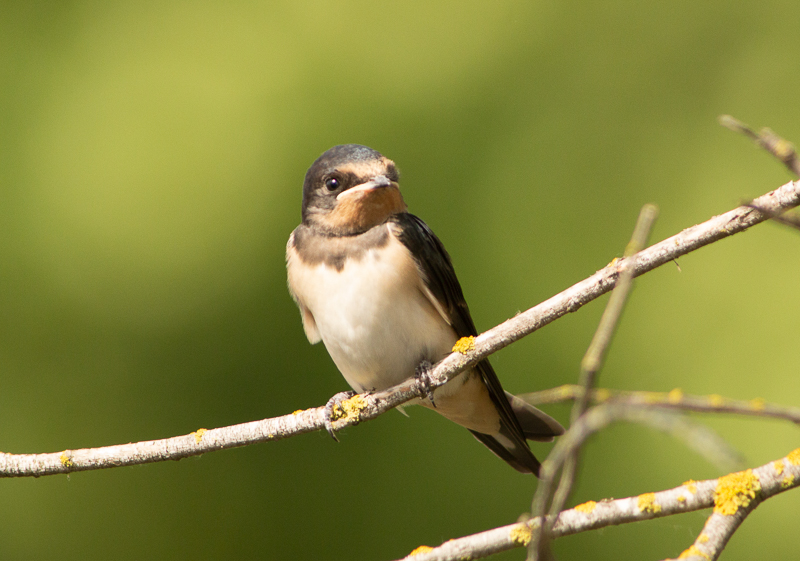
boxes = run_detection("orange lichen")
[697,534,709,544]
[408,545,434,556]
[637,493,661,514]
[292,409,305,415]
[452,336,475,354]
[714,469,760,515]
[574,501,597,513]
[668,388,684,403]
[192,428,207,444]
[786,448,800,466]
[683,480,697,494]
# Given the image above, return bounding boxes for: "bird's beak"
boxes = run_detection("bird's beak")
[337,175,395,200]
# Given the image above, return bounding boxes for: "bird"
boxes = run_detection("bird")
[286,144,564,475]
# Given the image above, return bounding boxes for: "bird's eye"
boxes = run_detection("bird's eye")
[324,177,340,191]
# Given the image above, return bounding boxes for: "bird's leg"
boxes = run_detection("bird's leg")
[414,360,436,408]
[323,390,357,441]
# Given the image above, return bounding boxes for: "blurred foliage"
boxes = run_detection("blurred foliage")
[1,1,798,560]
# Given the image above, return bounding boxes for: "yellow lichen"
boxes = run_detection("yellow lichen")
[786,448,800,466]
[594,388,611,402]
[678,545,709,559]
[509,524,532,546]
[330,394,368,423]
[192,428,207,444]
[708,394,725,408]
[749,397,765,411]
[574,500,596,513]
[714,469,761,515]
[677,496,686,503]
[607,257,620,267]
[292,409,305,415]
[774,460,785,475]
[643,392,660,404]
[772,138,795,160]
[59,452,73,468]
[668,388,684,403]
[683,480,697,494]
[452,336,475,354]
[637,493,661,514]
[408,545,434,556]
[697,533,709,544]
[781,475,795,489]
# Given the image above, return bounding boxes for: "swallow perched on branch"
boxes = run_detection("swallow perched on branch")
[286,144,563,475]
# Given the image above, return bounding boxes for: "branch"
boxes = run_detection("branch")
[519,385,800,425]
[719,115,800,176]
[743,202,800,231]
[399,449,800,561]
[661,449,800,561]
[1,179,798,478]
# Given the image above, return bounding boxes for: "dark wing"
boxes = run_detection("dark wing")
[388,213,535,462]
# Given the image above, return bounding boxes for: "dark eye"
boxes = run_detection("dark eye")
[324,177,340,191]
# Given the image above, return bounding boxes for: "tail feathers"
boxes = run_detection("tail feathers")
[469,428,542,475]
[506,392,565,442]
[469,393,564,476]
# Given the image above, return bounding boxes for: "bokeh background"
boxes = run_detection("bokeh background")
[1,2,798,559]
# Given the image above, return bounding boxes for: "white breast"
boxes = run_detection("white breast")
[287,229,456,392]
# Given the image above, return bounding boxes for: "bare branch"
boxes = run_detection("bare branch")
[519,385,800,425]
[719,115,800,176]
[743,202,800,231]
[573,203,659,417]
[1,180,798,478]
[545,404,743,479]
[397,449,800,561]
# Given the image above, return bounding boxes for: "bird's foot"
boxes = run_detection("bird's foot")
[415,360,436,408]
[323,390,357,441]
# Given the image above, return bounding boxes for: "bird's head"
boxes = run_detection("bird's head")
[301,144,407,235]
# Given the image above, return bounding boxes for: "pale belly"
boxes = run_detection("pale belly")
[289,236,457,393]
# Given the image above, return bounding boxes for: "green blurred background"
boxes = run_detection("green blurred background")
[1,1,798,559]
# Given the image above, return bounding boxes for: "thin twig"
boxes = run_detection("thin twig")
[518,385,800,425]
[529,204,659,560]
[719,115,800,176]
[574,204,659,419]
[743,202,800,231]
[545,404,744,473]
[1,180,798,478]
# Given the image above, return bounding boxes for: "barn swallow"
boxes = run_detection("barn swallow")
[286,144,564,475]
